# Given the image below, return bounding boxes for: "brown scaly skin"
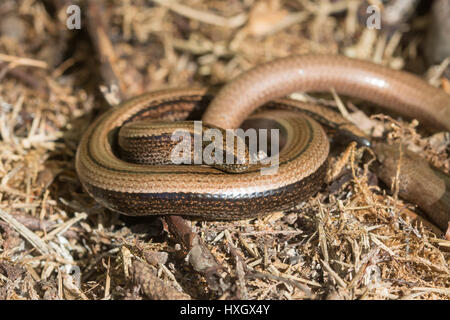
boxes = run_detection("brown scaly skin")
[82,160,328,220]
[76,55,450,220]
[76,92,330,219]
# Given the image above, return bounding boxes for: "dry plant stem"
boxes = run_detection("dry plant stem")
[0,53,48,69]
[0,209,50,255]
[152,0,247,28]
[85,0,126,100]
[224,229,249,299]
[42,212,87,241]
[397,206,443,236]
[327,141,357,182]
[247,272,314,299]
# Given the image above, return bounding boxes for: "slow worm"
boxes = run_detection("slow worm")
[75,55,450,220]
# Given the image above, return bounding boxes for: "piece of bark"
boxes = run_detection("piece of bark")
[165,216,223,292]
[372,142,450,231]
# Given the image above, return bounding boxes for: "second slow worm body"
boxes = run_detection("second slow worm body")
[75,55,450,220]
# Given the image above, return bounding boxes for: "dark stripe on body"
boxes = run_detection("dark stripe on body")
[83,159,328,220]
[87,97,317,175]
